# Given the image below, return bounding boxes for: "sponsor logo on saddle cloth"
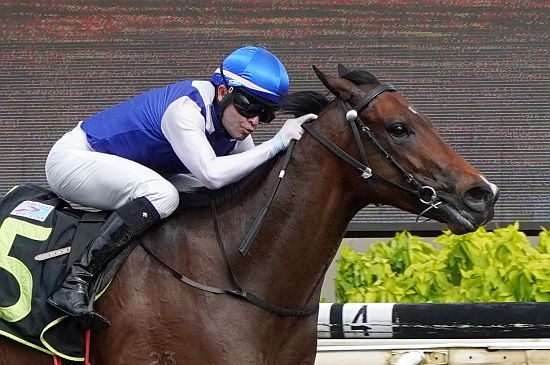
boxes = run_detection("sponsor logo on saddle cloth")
[11,200,55,222]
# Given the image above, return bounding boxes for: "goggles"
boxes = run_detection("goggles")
[230,88,276,124]
[219,64,277,124]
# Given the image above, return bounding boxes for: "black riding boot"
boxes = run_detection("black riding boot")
[47,197,160,328]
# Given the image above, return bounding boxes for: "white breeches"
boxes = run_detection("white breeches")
[45,124,179,219]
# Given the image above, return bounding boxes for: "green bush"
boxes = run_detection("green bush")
[335,223,550,303]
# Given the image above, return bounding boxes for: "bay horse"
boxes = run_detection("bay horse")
[0,65,498,364]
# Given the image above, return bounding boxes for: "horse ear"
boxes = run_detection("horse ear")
[312,65,329,86]
[312,65,361,103]
[337,64,351,77]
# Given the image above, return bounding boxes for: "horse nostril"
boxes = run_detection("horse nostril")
[470,187,488,201]
[463,186,494,212]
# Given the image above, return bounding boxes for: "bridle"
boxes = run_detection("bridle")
[301,83,442,220]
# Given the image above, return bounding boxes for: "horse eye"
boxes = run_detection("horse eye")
[388,124,409,139]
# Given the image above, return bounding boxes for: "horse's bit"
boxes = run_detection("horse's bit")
[301,83,442,222]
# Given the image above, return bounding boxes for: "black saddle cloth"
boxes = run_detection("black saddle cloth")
[0,184,114,361]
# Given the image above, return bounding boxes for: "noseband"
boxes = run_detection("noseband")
[301,83,442,220]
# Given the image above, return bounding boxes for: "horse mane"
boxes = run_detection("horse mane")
[176,158,278,210]
[209,158,278,204]
[176,92,329,210]
[281,90,330,117]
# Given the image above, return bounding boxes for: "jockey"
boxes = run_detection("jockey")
[45,46,317,328]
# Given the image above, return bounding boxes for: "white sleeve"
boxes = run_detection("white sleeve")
[231,135,255,154]
[161,97,280,190]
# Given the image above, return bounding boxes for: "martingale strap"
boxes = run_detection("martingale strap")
[139,240,228,295]
[211,197,319,317]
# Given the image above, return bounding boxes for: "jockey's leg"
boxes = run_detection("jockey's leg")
[44,124,179,328]
[44,124,180,217]
[47,197,160,328]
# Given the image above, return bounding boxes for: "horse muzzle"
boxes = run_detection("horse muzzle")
[437,181,499,234]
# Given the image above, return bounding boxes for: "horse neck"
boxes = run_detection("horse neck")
[221,132,361,308]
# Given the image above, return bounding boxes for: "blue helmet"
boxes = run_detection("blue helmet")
[212,46,289,105]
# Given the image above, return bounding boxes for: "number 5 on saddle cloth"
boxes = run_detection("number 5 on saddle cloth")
[0,183,128,361]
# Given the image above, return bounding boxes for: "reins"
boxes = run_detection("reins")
[238,140,297,255]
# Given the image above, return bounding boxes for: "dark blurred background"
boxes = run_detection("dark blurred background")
[1,1,548,234]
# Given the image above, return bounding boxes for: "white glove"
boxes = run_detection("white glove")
[271,113,318,152]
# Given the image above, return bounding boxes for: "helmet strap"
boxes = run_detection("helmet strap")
[213,85,233,137]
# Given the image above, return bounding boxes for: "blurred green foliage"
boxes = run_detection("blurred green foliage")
[336,223,550,303]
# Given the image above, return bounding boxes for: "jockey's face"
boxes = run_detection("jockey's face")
[217,85,260,141]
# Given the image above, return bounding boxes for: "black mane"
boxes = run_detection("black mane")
[176,158,277,210]
[281,90,330,118]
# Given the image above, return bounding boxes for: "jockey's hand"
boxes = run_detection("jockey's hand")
[272,113,317,152]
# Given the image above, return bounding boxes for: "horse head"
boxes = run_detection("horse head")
[291,65,499,234]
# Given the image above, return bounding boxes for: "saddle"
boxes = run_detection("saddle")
[0,183,132,361]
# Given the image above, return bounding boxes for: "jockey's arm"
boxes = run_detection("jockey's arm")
[161,97,280,190]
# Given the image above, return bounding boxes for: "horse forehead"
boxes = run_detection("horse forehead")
[369,91,410,115]
[367,92,436,129]
[384,91,409,107]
